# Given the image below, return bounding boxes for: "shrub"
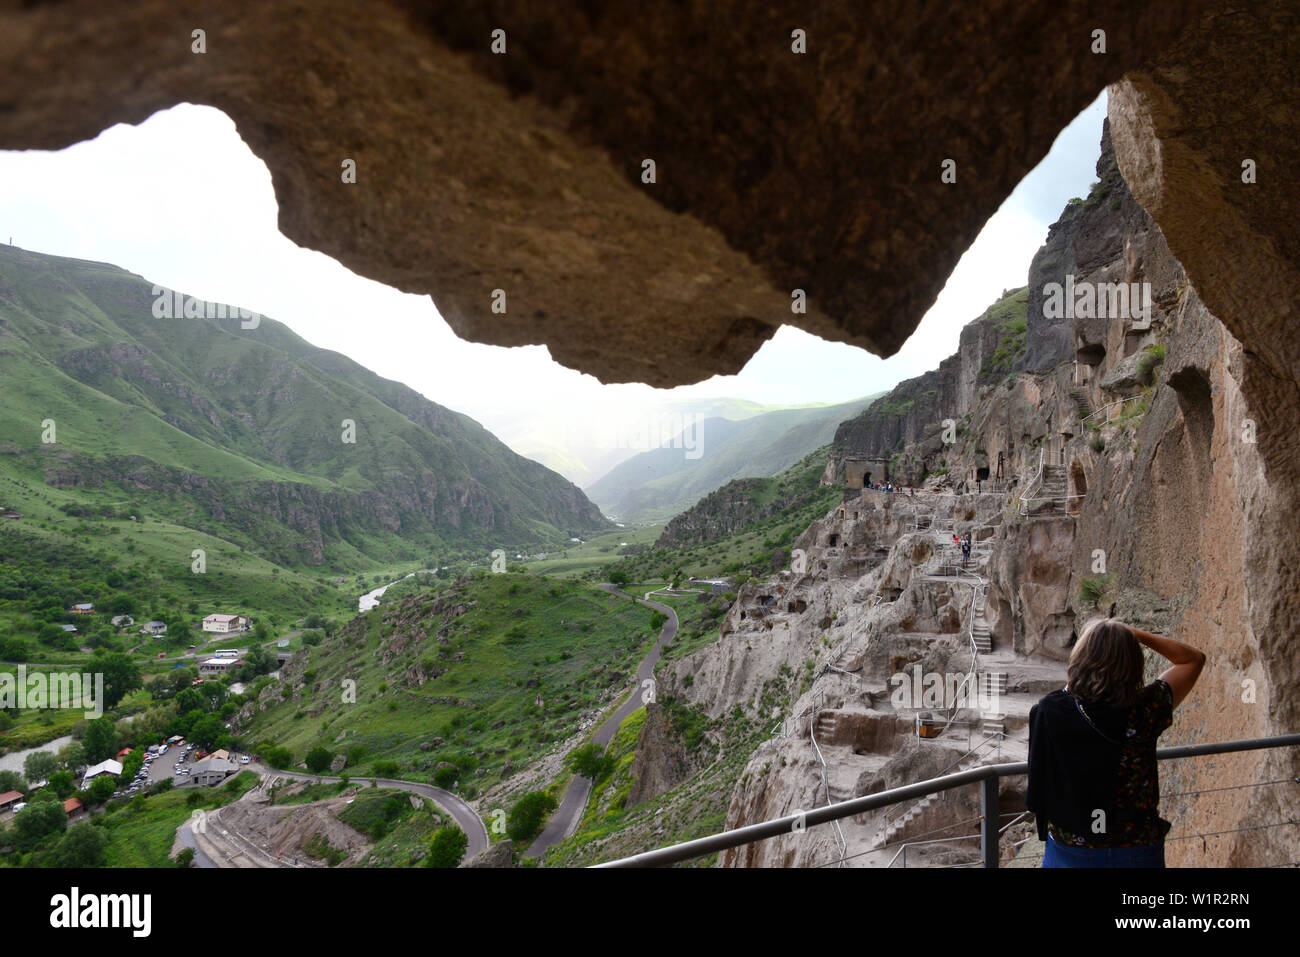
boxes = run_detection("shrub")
[506,791,558,842]
[305,747,334,774]
[566,742,615,781]
[1136,343,1166,383]
[425,826,468,868]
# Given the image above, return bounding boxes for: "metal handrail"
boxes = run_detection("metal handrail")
[1017,447,1046,516]
[884,730,1004,826]
[1081,393,1148,425]
[935,582,985,736]
[808,690,848,867]
[594,732,1300,867]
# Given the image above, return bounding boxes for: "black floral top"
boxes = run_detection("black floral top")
[1048,679,1174,848]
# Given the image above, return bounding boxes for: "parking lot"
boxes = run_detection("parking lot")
[117,743,252,798]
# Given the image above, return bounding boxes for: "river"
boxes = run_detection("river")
[357,569,439,612]
[0,734,74,774]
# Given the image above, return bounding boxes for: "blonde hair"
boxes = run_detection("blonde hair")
[1068,618,1144,709]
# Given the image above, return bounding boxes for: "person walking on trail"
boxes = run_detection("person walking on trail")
[1027,619,1205,868]
[961,536,971,565]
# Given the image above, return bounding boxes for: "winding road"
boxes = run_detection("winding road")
[523,585,679,858]
[178,763,489,867]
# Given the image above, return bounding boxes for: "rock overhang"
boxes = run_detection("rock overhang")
[0,0,1273,388]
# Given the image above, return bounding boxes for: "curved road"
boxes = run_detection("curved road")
[179,763,489,866]
[251,764,489,858]
[524,585,679,858]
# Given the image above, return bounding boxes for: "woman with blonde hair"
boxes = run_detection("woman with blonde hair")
[1027,618,1205,867]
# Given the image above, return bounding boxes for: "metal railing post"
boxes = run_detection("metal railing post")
[980,775,1000,868]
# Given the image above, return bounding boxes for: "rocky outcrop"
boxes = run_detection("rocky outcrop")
[0,0,1221,385]
[644,124,1298,867]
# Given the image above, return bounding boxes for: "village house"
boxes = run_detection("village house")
[80,759,122,790]
[62,797,85,821]
[59,624,77,633]
[0,791,23,812]
[69,603,94,615]
[140,620,167,636]
[201,613,248,634]
[110,614,134,627]
[190,757,237,786]
[199,657,242,676]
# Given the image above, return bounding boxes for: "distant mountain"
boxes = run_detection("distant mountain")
[476,395,851,488]
[0,246,609,569]
[584,395,880,524]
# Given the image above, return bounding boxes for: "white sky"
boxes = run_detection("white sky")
[0,92,1105,444]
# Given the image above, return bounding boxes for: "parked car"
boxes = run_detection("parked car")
[11,802,26,813]
[239,756,251,764]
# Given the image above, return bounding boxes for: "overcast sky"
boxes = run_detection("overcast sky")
[0,92,1105,441]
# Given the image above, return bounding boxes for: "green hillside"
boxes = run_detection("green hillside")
[0,244,611,665]
[237,570,664,800]
[598,448,839,585]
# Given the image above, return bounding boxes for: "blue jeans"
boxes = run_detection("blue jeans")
[1042,834,1165,868]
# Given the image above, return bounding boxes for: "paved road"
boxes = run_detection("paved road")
[245,763,490,859]
[523,584,679,859]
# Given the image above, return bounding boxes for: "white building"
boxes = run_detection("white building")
[202,614,248,634]
[199,657,242,675]
[81,759,123,788]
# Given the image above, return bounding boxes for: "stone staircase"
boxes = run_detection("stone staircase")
[871,748,992,849]
[971,589,992,653]
[1068,386,1092,419]
[814,710,839,744]
[978,671,1007,697]
[979,711,1007,737]
[1027,464,1070,516]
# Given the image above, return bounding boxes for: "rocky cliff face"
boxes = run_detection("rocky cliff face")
[0,1,1225,386]
[629,125,1298,867]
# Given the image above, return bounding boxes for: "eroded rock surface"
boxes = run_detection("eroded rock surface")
[0,0,1218,384]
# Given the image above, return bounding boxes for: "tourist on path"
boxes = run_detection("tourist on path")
[1027,619,1205,867]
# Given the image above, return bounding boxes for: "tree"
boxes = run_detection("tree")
[608,570,629,586]
[506,791,557,842]
[0,769,23,794]
[82,717,117,764]
[49,770,75,798]
[88,650,141,709]
[23,750,58,786]
[239,644,273,681]
[120,749,145,780]
[43,822,108,868]
[174,686,204,715]
[425,826,468,868]
[88,775,117,803]
[55,742,86,773]
[432,765,458,789]
[305,747,333,774]
[262,746,293,769]
[188,714,224,750]
[566,742,615,781]
[14,799,66,846]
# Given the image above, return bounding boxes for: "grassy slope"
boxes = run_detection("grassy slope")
[601,449,838,583]
[241,571,664,800]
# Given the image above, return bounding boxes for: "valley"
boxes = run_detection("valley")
[0,112,1295,874]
